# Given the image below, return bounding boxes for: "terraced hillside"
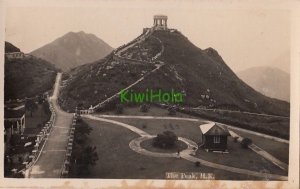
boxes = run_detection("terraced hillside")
[60,29,289,117]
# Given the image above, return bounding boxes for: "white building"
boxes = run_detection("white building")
[5,52,25,60]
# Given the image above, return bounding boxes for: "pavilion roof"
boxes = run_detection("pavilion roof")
[199,122,230,136]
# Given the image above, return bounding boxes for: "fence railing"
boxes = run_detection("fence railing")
[24,97,56,177]
[60,113,78,178]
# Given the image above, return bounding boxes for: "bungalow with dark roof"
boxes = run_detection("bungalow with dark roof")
[199,122,230,152]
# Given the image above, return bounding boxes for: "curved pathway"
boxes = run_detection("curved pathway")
[82,114,288,181]
[98,114,288,171]
[129,135,197,158]
[95,114,289,144]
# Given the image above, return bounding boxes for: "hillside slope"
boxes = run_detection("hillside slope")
[30,31,113,71]
[60,30,289,116]
[5,45,58,100]
[5,41,20,53]
[237,67,289,102]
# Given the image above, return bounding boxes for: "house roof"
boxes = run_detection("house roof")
[154,15,168,19]
[4,108,25,119]
[199,122,230,136]
[5,102,25,109]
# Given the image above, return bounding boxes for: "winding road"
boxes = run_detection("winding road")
[29,73,73,178]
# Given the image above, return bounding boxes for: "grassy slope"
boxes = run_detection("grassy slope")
[5,57,57,100]
[108,116,288,175]
[59,54,156,111]
[150,30,289,116]
[61,30,289,116]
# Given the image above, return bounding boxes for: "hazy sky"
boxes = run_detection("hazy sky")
[5,0,291,73]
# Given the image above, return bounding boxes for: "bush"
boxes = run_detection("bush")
[168,106,176,116]
[153,130,178,148]
[241,138,252,149]
[195,161,201,167]
[140,104,150,113]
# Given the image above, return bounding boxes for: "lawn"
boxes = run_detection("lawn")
[107,117,203,144]
[229,128,289,164]
[82,118,260,180]
[104,117,288,176]
[196,136,287,176]
[101,105,203,120]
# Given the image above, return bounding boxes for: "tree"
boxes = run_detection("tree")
[241,138,252,149]
[25,99,38,117]
[168,106,176,116]
[140,104,150,113]
[75,146,99,177]
[74,120,92,145]
[153,130,178,148]
[37,95,44,104]
[42,101,51,116]
[69,118,99,177]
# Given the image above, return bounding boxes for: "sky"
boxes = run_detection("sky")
[4,0,291,73]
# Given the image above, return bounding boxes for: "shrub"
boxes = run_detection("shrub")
[153,130,178,148]
[241,138,252,149]
[140,104,150,113]
[195,161,201,167]
[25,99,38,117]
[168,106,176,116]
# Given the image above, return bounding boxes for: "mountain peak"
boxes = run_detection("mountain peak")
[237,66,290,102]
[66,31,86,35]
[60,28,289,117]
[30,31,113,71]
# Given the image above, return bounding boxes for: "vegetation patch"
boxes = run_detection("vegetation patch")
[5,56,57,100]
[69,117,99,177]
[140,133,187,153]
